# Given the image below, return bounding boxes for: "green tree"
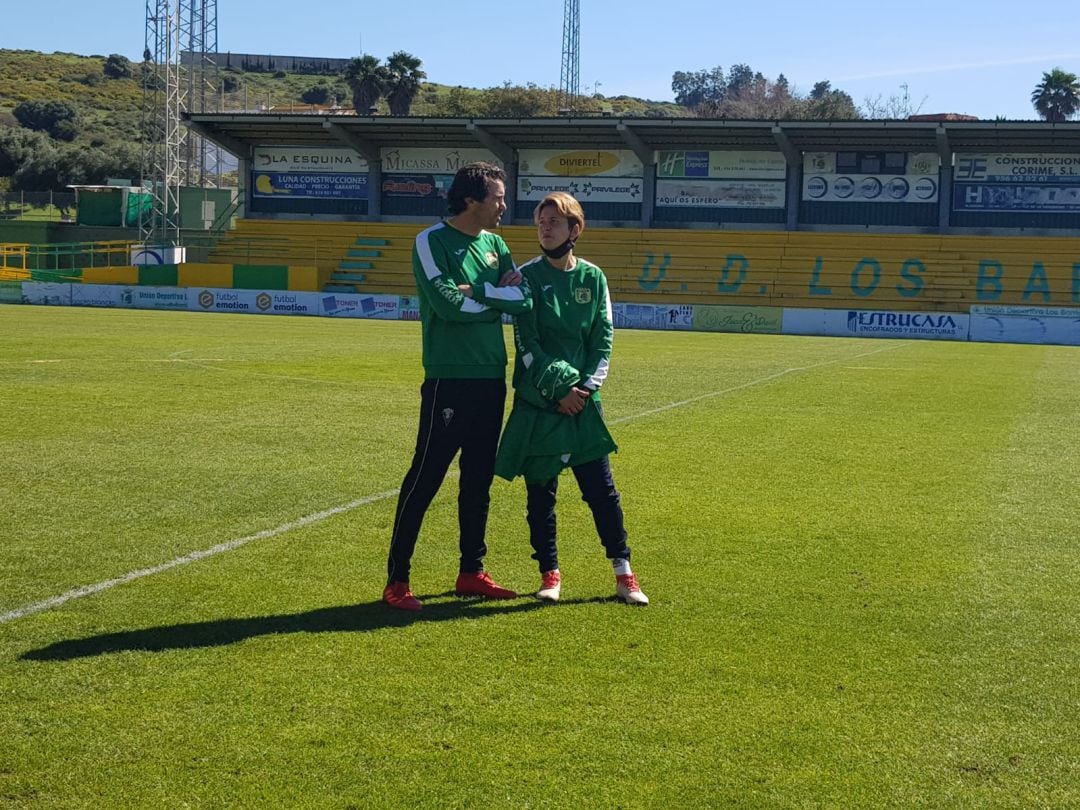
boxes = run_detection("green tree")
[103,54,133,79]
[444,87,484,117]
[480,83,561,117]
[301,85,331,105]
[343,55,389,114]
[671,67,725,107]
[0,126,52,177]
[12,100,80,140]
[385,51,427,116]
[1031,68,1080,122]
[799,82,860,120]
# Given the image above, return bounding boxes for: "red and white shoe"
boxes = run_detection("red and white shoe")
[383,581,422,612]
[455,571,517,599]
[537,569,561,602]
[615,573,649,606]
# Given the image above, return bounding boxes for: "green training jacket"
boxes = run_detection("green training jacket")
[494,255,617,484]
[412,221,533,379]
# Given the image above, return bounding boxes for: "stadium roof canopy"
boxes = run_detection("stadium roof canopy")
[185,114,1080,159]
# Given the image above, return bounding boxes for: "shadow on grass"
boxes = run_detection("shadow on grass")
[20,592,548,661]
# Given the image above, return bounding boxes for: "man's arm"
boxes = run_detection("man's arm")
[468,274,533,315]
[413,230,496,322]
[465,239,532,315]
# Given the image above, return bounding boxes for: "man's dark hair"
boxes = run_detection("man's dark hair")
[446,162,506,215]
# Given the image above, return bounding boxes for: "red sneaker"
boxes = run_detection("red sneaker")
[455,571,517,599]
[615,573,649,606]
[537,569,561,602]
[383,581,422,612]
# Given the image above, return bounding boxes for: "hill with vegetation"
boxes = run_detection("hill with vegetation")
[0,49,688,192]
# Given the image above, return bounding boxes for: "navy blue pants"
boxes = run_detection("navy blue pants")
[525,455,630,574]
[387,378,506,584]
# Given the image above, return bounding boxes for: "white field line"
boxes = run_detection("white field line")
[0,490,400,625]
[609,341,909,426]
[0,340,910,625]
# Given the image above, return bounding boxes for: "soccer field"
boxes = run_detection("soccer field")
[1,304,1078,807]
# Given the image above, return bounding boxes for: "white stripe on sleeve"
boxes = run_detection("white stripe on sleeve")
[584,357,609,390]
[482,282,526,302]
[462,298,487,313]
[415,223,445,281]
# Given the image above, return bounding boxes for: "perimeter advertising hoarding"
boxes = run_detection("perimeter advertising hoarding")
[251,146,369,200]
[378,148,502,202]
[656,150,787,180]
[188,288,321,316]
[654,179,785,209]
[70,284,124,307]
[969,305,1080,345]
[380,148,503,173]
[953,153,1080,212]
[21,282,71,305]
[319,293,400,319]
[519,149,643,178]
[802,152,940,203]
[692,305,782,333]
[117,287,190,310]
[518,176,644,203]
[612,303,694,330]
[0,281,22,304]
[783,308,969,340]
[518,149,645,205]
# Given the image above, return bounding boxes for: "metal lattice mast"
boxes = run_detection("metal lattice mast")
[181,0,220,186]
[559,0,580,111]
[141,0,183,246]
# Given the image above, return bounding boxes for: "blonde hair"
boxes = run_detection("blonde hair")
[533,192,586,234]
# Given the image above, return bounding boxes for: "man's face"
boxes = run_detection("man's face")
[469,179,506,228]
[537,205,576,250]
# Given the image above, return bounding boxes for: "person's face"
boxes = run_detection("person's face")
[537,205,578,250]
[469,179,506,228]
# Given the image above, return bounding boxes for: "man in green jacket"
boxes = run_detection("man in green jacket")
[384,162,533,612]
[495,191,648,606]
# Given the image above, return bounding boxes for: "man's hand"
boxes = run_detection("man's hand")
[557,387,590,415]
[457,283,473,298]
[498,270,523,287]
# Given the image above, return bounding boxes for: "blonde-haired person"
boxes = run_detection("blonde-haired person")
[494,192,648,605]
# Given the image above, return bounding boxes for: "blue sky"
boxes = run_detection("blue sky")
[5,0,1080,119]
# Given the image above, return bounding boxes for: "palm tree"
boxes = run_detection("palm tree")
[385,51,427,117]
[344,55,388,115]
[1031,68,1080,121]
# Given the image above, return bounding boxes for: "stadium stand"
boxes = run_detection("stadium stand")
[202,221,1080,312]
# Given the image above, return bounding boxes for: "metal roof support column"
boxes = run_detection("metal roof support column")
[466,123,517,225]
[236,153,249,217]
[324,121,382,219]
[936,126,952,231]
[773,125,801,231]
[501,159,518,225]
[617,123,654,227]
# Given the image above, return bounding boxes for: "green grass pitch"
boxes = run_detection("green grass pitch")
[1,304,1079,807]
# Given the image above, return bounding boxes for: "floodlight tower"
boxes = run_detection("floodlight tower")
[181,0,221,186]
[141,0,184,246]
[559,0,580,111]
